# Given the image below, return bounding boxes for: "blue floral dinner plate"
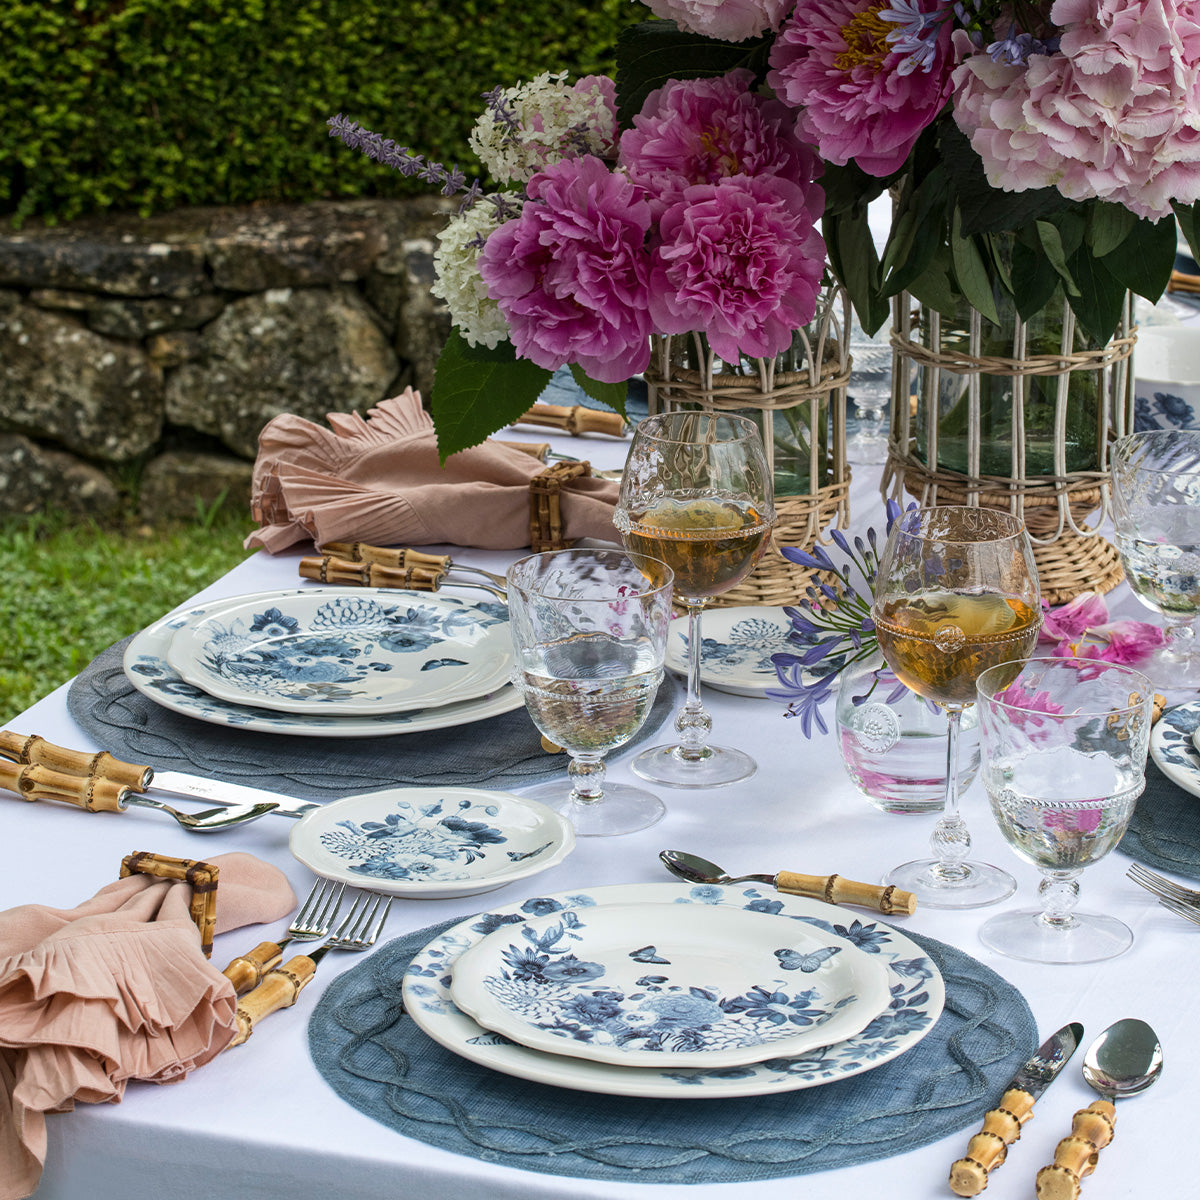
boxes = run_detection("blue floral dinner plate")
[665,606,795,697]
[288,786,574,899]
[1150,700,1200,800]
[166,588,512,716]
[403,882,945,1099]
[448,901,891,1069]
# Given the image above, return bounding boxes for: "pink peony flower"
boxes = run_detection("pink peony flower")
[477,156,653,383]
[640,0,792,43]
[1039,591,1111,644]
[618,69,824,219]
[952,0,1200,219]
[646,174,826,363]
[1035,590,1164,666]
[1087,620,1166,665]
[995,682,1067,715]
[767,0,957,177]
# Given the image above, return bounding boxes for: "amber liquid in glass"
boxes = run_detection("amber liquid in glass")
[874,592,1041,708]
[622,497,770,601]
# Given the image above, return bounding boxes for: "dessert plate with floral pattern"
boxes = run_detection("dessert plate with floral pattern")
[448,901,890,1068]
[123,592,524,738]
[1151,700,1200,799]
[165,588,512,715]
[402,882,945,1098]
[665,607,795,697]
[289,786,574,898]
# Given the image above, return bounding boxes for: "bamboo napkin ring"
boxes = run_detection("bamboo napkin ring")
[120,851,219,957]
[530,459,591,551]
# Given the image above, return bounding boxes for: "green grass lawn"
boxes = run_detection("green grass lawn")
[0,511,254,724]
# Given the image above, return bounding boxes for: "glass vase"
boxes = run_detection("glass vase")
[835,652,980,815]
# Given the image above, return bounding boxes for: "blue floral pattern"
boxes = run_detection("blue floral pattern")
[404,882,942,1098]
[1150,700,1200,799]
[1135,391,1198,431]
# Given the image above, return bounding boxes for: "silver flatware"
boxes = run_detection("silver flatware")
[1127,862,1200,907]
[658,848,917,915]
[1035,1018,1163,1198]
[949,1022,1083,1196]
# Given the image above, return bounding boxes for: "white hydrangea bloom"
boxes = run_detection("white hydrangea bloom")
[430,200,512,350]
[469,71,618,184]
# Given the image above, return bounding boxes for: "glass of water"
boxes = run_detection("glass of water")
[1110,429,1200,688]
[506,548,674,837]
[975,657,1153,964]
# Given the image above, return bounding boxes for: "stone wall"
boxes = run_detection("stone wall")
[0,197,454,520]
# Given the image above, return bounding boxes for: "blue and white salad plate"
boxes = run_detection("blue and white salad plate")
[665,607,795,697]
[1150,700,1200,799]
[403,882,945,1098]
[289,786,574,899]
[165,588,512,716]
[123,591,524,738]
[448,901,890,1068]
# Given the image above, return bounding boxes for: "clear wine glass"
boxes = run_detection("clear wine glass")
[505,547,674,836]
[1110,429,1200,688]
[871,505,1042,908]
[847,317,892,466]
[976,657,1153,963]
[614,411,775,787]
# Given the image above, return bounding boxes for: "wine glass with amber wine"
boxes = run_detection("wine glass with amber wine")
[871,506,1042,907]
[614,411,775,787]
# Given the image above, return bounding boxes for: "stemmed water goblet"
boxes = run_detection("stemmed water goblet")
[976,657,1153,963]
[505,547,674,837]
[1110,429,1200,688]
[846,317,893,466]
[871,505,1042,907]
[614,411,775,787]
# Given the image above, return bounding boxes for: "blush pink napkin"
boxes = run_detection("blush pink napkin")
[244,388,620,552]
[0,853,296,1200]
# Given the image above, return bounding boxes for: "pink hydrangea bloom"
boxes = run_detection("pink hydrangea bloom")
[952,0,1200,219]
[641,0,792,43]
[477,156,653,383]
[619,69,824,219]
[647,174,826,363]
[767,0,957,177]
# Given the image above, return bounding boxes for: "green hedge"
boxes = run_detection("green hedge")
[1,0,636,225]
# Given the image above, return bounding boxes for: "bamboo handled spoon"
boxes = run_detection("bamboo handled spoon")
[1035,1018,1163,1199]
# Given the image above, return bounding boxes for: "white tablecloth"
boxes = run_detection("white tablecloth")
[8,425,1197,1200]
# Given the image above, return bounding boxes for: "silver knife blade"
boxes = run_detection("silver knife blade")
[147,770,320,819]
[1009,1021,1084,1099]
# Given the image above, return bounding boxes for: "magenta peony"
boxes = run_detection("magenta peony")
[477,156,653,383]
[767,0,957,177]
[618,69,824,218]
[953,0,1200,219]
[640,0,792,43]
[647,174,826,363]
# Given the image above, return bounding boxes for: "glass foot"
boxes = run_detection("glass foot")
[885,857,1017,910]
[847,430,888,466]
[1147,644,1200,690]
[630,742,756,789]
[980,909,1133,964]
[520,780,665,837]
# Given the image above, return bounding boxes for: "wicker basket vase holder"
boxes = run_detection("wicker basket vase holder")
[883,291,1134,606]
[644,288,852,607]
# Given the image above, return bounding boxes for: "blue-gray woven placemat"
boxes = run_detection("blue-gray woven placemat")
[66,635,682,798]
[307,917,1036,1186]
[1117,760,1200,881]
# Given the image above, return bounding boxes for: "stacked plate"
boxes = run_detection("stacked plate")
[1150,700,1200,798]
[122,587,524,737]
[402,881,946,1099]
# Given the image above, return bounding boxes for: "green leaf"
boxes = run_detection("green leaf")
[1088,202,1137,258]
[1036,220,1080,297]
[881,168,950,299]
[950,206,999,325]
[907,240,959,320]
[615,21,770,128]
[1097,214,1176,301]
[568,363,628,417]
[825,207,888,334]
[1172,199,1200,263]
[430,331,553,463]
[1064,248,1126,344]
[1010,236,1060,321]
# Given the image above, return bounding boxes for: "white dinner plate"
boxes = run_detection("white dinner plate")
[1150,700,1200,798]
[165,588,512,715]
[122,592,524,738]
[402,882,945,1099]
[448,901,890,1068]
[666,607,796,697]
[288,786,574,898]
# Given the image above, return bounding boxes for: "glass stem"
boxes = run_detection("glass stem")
[567,753,605,806]
[675,602,713,761]
[1163,617,1196,660]
[928,705,971,882]
[1036,869,1081,930]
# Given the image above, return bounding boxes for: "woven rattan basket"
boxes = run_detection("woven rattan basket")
[644,287,852,607]
[883,292,1133,606]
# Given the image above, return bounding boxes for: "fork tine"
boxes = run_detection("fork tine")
[1158,895,1200,926]
[289,879,345,939]
[326,891,393,949]
[1128,864,1200,904]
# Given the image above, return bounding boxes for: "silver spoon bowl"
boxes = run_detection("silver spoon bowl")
[122,795,280,831]
[1082,1017,1163,1100]
[660,849,777,887]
